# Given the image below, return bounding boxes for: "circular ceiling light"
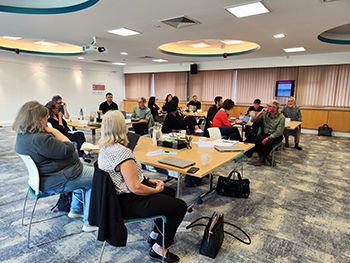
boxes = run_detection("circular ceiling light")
[158,39,260,58]
[0,37,84,56]
[0,0,99,14]
[318,23,350,45]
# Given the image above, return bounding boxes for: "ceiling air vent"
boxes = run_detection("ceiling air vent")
[160,16,201,29]
[137,56,155,59]
[94,59,113,63]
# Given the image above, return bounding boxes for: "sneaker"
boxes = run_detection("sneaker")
[149,248,179,263]
[147,236,157,246]
[195,128,203,134]
[82,223,98,232]
[68,211,84,219]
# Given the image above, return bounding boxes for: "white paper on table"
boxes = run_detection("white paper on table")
[81,142,99,151]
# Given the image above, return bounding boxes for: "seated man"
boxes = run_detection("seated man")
[252,100,285,166]
[187,95,201,111]
[132,97,154,135]
[99,92,119,114]
[245,98,263,143]
[207,96,223,122]
[282,96,302,150]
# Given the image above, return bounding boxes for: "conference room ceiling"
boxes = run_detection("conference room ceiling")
[0,0,349,67]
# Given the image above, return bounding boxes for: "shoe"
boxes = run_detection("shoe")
[195,128,203,134]
[68,211,84,219]
[82,223,98,232]
[294,145,302,150]
[285,142,289,148]
[266,156,276,167]
[149,248,180,263]
[147,236,157,246]
[253,159,265,166]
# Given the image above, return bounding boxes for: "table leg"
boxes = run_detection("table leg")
[92,129,96,144]
[176,173,183,198]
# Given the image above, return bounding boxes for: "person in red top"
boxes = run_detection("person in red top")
[212,99,242,141]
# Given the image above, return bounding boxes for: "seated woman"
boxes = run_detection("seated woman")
[148,96,161,122]
[211,99,242,141]
[45,101,86,157]
[162,93,173,112]
[13,101,96,232]
[98,110,187,263]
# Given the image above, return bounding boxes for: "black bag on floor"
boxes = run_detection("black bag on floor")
[216,169,250,198]
[318,124,332,137]
[51,192,72,212]
[186,212,251,259]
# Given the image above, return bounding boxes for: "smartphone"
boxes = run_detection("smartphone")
[187,167,200,174]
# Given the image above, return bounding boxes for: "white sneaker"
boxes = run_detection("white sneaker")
[82,223,98,232]
[68,211,84,219]
[195,128,203,134]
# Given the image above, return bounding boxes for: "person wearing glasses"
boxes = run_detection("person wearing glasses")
[52,95,70,120]
[281,96,302,150]
[252,100,285,166]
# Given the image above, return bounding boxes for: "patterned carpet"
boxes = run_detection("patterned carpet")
[0,127,349,263]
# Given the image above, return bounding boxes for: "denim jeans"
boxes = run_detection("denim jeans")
[62,165,94,223]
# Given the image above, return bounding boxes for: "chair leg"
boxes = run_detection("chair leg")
[99,241,107,263]
[161,219,165,263]
[27,198,39,249]
[22,189,29,226]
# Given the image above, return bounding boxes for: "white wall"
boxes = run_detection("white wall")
[123,51,350,73]
[0,52,124,125]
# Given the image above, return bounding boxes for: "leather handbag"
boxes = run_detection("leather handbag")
[216,169,250,198]
[186,212,251,259]
[318,124,333,137]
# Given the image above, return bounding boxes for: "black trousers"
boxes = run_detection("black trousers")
[66,131,86,157]
[118,185,187,248]
[132,123,148,135]
[254,132,283,161]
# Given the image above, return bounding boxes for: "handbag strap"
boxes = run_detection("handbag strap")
[228,169,243,180]
[186,216,211,230]
[224,221,251,245]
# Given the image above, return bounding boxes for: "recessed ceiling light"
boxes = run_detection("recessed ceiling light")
[152,59,168,63]
[34,41,57,46]
[120,52,128,55]
[189,43,210,48]
[2,36,22,40]
[221,40,243,45]
[77,56,84,60]
[226,1,270,18]
[283,47,306,53]
[273,34,285,39]
[113,62,126,66]
[108,27,141,36]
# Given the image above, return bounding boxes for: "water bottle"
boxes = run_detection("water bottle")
[239,112,243,120]
[79,108,84,120]
[172,139,178,149]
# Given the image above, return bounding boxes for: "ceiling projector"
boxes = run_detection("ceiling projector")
[83,37,107,53]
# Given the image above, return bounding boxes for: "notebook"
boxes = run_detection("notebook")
[126,132,140,151]
[214,145,243,152]
[158,157,195,168]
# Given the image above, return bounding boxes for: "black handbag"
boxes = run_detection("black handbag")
[186,212,251,259]
[318,124,333,137]
[216,169,250,198]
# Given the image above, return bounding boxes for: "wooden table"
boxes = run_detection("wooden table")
[183,111,207,118]
[67,121,100,143]
[134,136,254,198]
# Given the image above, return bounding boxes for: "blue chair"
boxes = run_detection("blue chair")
[99,215,167,263]
[18,154,83,248]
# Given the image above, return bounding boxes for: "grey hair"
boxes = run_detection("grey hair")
[271,100,280,109]
[12,101,48,134]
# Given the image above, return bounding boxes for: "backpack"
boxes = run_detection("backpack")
[51,192,72,213]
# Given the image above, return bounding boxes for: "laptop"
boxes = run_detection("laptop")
[158,157,195,168]
[242,115,250,124]
[214,145,243,152]
[126,132,140,151]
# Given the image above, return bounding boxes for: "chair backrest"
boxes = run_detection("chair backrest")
[207,127,222,139]
[17,154,40,195]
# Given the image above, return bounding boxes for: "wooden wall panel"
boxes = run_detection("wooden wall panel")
[300,109,328,129]
[328,111,350,132]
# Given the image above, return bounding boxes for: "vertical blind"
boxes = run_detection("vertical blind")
[154,72,186,100]
[125,73,151,99]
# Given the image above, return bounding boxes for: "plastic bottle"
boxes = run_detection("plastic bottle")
[239,112,243,120]
[172,139,178,149]
[79,108,84,120]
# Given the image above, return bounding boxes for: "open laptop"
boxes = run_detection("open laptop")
[127,132,140,151]
[214,145,243,152]
[158,157,195,168]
